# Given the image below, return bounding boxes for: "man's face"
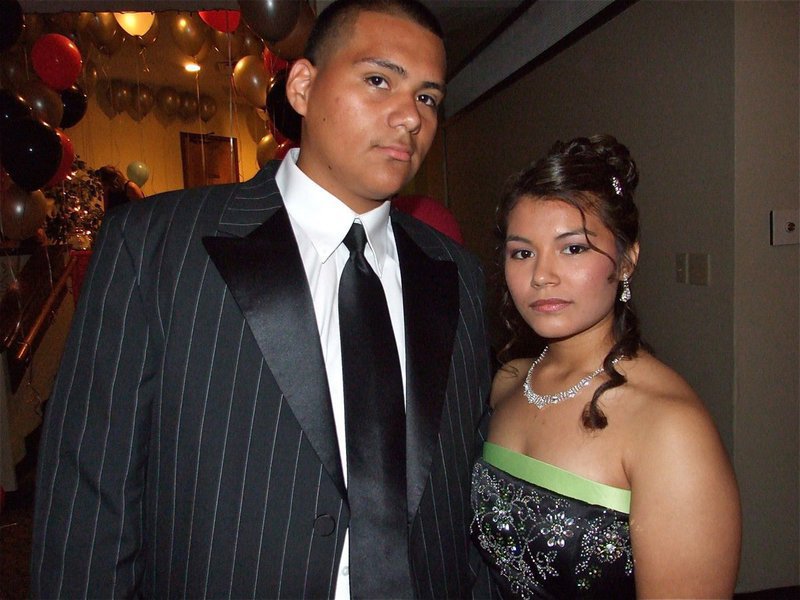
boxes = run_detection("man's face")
[288,11,446,213]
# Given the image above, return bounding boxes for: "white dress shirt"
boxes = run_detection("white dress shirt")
[275,149,407,598]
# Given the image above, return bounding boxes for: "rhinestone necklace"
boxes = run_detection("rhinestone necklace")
[523,346,618,409]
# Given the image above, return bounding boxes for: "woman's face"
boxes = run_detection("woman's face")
[504,195,626,342]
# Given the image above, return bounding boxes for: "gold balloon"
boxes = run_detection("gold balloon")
[0,184,47,241]
[199,95,217,122]
[256,133,278,167]
[87,12,121,51]
[18,80,64,127]
[114,12,155,37]
[233,55,268,109]
[211,29,243,61]
[170,12,209,58]
[136,14,160,47]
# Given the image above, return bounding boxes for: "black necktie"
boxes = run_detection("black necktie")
[338,222,411,598]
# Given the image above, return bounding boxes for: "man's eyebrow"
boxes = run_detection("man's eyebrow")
[356,57,446,93]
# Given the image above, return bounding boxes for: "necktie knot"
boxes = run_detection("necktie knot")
[343,222,368,257]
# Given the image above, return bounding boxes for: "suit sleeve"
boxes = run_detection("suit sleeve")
[31,210,157,598]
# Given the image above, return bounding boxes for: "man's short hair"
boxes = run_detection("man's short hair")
[304,0,443,66]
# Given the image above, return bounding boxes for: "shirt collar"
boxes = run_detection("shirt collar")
[276,148,394,273]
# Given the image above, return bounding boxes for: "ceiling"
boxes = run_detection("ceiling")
[14,1,524,102]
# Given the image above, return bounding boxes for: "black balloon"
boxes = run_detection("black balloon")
[239,0,301,42]
[0,118,62,191]
[0,89,31,132]
[0,0,24,53]
[60,84,88,128]
[266,69,301,142]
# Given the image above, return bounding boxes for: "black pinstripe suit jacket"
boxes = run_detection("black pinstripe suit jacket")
[31,162,494,599]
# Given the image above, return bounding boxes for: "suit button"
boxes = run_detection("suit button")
[314,514,336,536]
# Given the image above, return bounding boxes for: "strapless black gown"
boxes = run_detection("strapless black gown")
[471,442,635,599]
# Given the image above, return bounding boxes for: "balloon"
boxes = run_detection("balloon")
[256,132,278,167]
[126,161,149,187]
[108,80,131,114]
[233,55,268,109]
[128,84,154,121]
[0,90,31,132]
[156,86,179,118]
[86,12,122,55]
[46,13,78,36]
[114,12,155,37]
[266,1,314,61]
[31,33,83,91]
[266,69,301,142]
[135,13,159,47]
[0,49,27,91]
[170,12,208,58]
[0,0,23,53]
[179,92,198,121]
[212,29,244,60]
[76,12,94,37]
[45,128,75,187]
[60,84,88,128]
[0,183,47,240]
[0,118,62,191]
[200,10,241,34]
[81,61,98,97]
[199,95,217,122]
[274,139,296,160]
[239,0,301,42]
[240,25,264,56]
[263,47,289,76]
[18,80,64,127]
[22,13,44,45]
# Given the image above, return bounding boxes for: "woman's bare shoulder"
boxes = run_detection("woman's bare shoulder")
[489,358,530,408]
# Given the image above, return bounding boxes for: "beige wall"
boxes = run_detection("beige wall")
[734,0,800,590]
[66,88,262,196]
[442,0,798,592]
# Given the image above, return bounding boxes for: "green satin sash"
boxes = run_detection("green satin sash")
[483,442,631,514]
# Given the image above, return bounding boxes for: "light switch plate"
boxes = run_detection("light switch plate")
[770,209,799,245]
[688,253,710,286]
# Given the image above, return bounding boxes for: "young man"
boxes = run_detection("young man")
[32,1,492,597]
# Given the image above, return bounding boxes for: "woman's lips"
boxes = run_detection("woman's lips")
[530,299,571,313]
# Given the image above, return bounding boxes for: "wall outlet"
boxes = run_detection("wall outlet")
[770,209,799,246]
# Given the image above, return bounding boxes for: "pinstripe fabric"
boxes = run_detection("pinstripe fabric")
[31,163,492,599]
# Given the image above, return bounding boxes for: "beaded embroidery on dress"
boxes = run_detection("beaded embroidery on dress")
[471,457,635,599]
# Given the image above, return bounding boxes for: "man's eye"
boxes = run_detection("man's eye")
[418,94,438,108]
[366,75,389,88]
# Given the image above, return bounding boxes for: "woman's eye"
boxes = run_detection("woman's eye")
[564,244,589,255]
[366,75,389,88]
[509,249,533,260]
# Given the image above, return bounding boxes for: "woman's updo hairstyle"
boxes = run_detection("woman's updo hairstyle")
[495,134,648,429]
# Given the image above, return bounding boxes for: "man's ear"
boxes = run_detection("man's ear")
[286,59,315,117]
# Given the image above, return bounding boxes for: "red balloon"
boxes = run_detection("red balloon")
[45,128,75,187]
[262,47,288,76]
[31,33,83,91]
[199,10,241,33]
[273,139,296,160]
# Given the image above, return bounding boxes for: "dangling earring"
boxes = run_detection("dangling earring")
[620,275,631,303]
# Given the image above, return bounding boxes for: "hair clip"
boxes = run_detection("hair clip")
[611,176,623,196]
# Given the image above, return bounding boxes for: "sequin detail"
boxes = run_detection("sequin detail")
[471,461,634,598]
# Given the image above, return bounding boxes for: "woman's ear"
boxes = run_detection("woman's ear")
[285,59,315,117]
[622,242,640,278]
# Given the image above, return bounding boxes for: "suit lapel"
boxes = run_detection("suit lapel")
[203,196,346,499]
[393,220,460,521]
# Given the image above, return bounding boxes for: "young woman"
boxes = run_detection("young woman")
[471,135,741,598]
[96,165,145,212]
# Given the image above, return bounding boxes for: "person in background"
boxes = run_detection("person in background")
[471,134,741,598]
[32,1,493,597]
[96,165,144,212]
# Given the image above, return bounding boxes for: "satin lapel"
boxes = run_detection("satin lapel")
[203,207,346,498]
[393,224,460,520]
